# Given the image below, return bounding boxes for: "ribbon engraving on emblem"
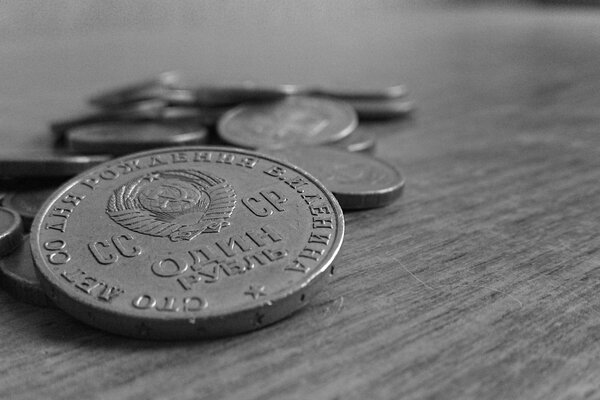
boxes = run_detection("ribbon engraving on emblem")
[106,169,236,242]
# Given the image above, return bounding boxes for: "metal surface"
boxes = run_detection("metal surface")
[3,186,60,231]
[0,234,53,307]
[348,99,415,120]
[0,150,111,178]
[66,121,209,155]
[328,126,377,154]
[31,146,344,339]
[217,96,358,150]
[0,207,23,257]
[264,146,404,210]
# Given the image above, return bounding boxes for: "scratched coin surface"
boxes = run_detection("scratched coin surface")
[66,121,209,155]
[217,96,357,150]
[264,147,404,210]
[0,235,53,307]
[31,147,344,339]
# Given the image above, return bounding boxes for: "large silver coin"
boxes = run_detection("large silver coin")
[31,147,344,339]
[0,207,23,257]
[217,96,357,150]
[66,122,209,155]
[0,150,110,178]
[264,147,404,210]
[0,234,53,307]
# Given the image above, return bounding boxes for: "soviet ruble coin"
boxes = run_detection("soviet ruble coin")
[31,147,344,339]
[264,147,404,210]
[0,207,23,257]
[0,234,53,307]
[217,96,357,150]
[66,121,209,155]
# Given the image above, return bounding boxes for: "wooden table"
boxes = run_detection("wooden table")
[2,4,600,399]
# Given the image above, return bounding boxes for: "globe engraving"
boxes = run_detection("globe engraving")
[138,179,207,214]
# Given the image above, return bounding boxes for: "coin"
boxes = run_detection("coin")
[3,186,59,231]
[347,99,415,120]
[0,150,111,178]
[162,83,292,107]
[31,146,344,339]
[66,121,210,155]
[263,147,404,210]
[0,234,53,307]
[88,71,181,108]
[328,126,376,154]
[217,96,358,150]
[0,207,23,257]
[50,100,168,142]
[311,83,408,100]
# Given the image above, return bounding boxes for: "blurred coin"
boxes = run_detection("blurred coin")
[264,147,404,210]
[311,83,408,100]
[88,71,181,108]
[3,186,59,231]
[0,207,23,257]
[50,100,168,142]
[328,127,376,154]
[66,121,210,155]
[218,96,357,150]
[0,234,53,307]
[162,83,293,107]
[347,99,415,120]
[31,146,344,339]
[0,150,110,178]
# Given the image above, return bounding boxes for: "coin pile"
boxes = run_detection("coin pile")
[0,72,411,339]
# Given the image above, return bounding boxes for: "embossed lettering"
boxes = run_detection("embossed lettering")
[61,193,85,207]
[235,156,258,169]
[246,225,283,246]
[308,232,331,245]
[116,159,142,174]
[44,240,70,265]
[216,153,234,164]
[149,155,167,167]
[298,247,323,261]
[133,294,206,312]
[285,260,309,273]
[111,234,141,257]
[301,193,323,205]
[89,241,116,265]
[151,257,189,277]
[193,151,212,162]
[99,169,119,180]
[284,176,309,191]
[75,276,101,294]
[171,152,188,163]
[133,294,156,309]
[264,165,286,178]
[313,216,333,229]
[216,235,252,257]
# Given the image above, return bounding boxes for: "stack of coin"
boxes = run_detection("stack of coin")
[0,72,411,339]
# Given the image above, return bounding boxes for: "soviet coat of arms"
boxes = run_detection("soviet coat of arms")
[106,169,236,242]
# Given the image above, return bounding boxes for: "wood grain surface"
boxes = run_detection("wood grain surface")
[2,3,600,399]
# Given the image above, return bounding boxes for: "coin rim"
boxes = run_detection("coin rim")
[0,207,23,257]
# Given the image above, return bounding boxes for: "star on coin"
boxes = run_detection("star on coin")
[145,172,160,182]
[244,285,267,299]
